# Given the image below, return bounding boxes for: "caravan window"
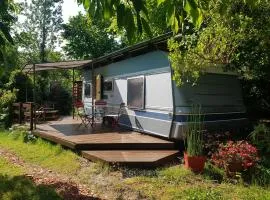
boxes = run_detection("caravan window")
[84,83,91,98]
[103,80,113,92]
[127,76,145,110]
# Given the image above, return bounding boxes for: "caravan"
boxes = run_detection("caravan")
[82,36,247,140]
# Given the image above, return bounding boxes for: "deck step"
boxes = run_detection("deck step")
[35,131,176,150]
[81,150,180,166]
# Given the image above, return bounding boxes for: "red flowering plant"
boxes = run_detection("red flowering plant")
[211,140,259,172]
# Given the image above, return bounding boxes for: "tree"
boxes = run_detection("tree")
[168,0,270,114]
[77,0,204,42]
[20,0,63,63]
[62,13,121,59]
[0,0,17,62]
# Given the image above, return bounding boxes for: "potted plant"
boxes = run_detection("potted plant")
[211,140,259,176]
[184,104,206,173]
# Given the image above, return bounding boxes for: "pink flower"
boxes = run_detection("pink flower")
[211,140,259,171]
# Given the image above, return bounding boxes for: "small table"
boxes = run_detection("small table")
[44,110,59,120]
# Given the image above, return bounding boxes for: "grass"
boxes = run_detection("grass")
[0,156,61,200]
[0,129,80,175]
[0,128,270,199]
[124,165,270,200]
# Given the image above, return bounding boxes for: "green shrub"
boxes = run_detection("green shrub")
[249,123,270,155]
[0,89,17,128]
[242,164,270,186]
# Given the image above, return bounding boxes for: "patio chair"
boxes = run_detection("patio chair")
[23,103,45,124]
[103,103,125,128]
[75,102,93,128]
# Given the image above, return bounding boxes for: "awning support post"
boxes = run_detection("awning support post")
[72,68,75,119]
[33,63,36,130]
[91,62,95,125]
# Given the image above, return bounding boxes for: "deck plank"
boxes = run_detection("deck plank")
[82,150,180,166]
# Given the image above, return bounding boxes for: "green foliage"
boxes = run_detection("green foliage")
[168,36,203,86]
[246,164,270,186]
[77,0,151,42]
[0,89,17,128]
[157,0,203,33]
[0,0,17,61]
[78,0,206,42]
[249,124,270,155]
[6,70,32,102]
[62,13,121,59]
[185,104,204,156]
[47,81,72,115]
[167,0,270,115]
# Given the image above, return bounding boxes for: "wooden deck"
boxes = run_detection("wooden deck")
[35,116,179,166]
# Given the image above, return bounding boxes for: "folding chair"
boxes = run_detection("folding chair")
[77,106,92,128]
[73,101,92,128]
[103,103,125,128]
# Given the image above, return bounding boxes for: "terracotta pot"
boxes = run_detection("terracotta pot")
[227,162,243,172]
[184,152,207,173]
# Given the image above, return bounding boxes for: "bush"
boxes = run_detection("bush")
[245,164,270,186]
[211,141,259,172]
[249,123,270,155]
[0,89,17,128]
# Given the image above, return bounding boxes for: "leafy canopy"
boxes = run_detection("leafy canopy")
[77,0,204,42]
[62,13,121,59]
[0,0,17,61]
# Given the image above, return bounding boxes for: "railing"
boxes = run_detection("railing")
[12,102,34,130]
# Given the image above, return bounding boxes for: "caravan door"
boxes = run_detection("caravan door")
[125,73,174,138]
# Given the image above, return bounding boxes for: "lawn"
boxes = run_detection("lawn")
[0,128,269,200]
[0,128,80,175]
[124,165,270,200]
[0,156,61,200]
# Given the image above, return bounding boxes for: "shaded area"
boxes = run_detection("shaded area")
[28,177,101,200]
[0,175,61,200]
[36,116,127,136]
[0,175,101,200]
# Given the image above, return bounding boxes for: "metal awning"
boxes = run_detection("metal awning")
[23,60,92,73]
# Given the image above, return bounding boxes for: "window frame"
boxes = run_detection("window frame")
[127,76,145,110]
[84,82,92,98]
[103,79,114,92]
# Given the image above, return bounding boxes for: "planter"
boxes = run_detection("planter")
[225,162,243,177]
[227,162,243,173]
[184,152,207,173]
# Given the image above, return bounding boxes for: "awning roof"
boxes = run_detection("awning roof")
[23,32,175,73]
[23,60,92,73]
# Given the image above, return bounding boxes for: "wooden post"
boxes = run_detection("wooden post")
[18,102,22,124]
[30,102,33,131]
[91,62,95,125]
[33,64,36,129]
[72,68,75,119]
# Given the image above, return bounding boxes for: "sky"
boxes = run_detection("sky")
[62,0,85,23]
[16,0,85,23]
